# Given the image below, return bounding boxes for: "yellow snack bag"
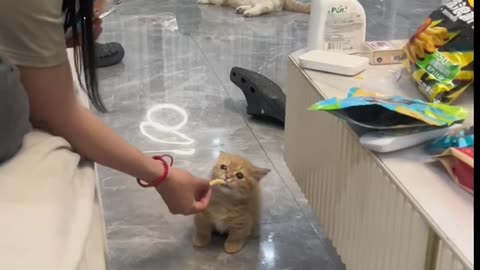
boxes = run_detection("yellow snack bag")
[403,0,474,104]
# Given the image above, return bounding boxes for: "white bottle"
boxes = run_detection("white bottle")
[307,0,367,54]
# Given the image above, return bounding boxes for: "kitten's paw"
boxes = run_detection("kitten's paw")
[198,0,211,4]
[235,6,251,14]
[243,9,260,17]
[193,234,211,248]
[224,240,246,254]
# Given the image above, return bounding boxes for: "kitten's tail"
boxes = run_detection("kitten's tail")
[284,0,310,14]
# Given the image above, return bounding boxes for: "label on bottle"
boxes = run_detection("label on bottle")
[324,4,364,52]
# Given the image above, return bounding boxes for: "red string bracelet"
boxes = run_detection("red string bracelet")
[136,155,174,188]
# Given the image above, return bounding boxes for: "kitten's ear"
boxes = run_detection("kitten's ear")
[254,167,271,180]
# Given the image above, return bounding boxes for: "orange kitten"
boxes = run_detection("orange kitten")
[193,152,270,254]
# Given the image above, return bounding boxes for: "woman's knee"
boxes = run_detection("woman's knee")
[0,57,32,163]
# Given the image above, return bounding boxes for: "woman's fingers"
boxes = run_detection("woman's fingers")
[93,17,103,26]
[93,18,103,41]
[193,189,212,212]
[93,26,103,41]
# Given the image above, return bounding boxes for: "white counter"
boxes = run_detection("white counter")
[285,49,473,269]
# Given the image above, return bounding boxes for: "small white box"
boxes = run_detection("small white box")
[364,40,407,65]
[299,50,369,76]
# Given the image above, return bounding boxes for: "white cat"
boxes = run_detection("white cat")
[198,0,310,17]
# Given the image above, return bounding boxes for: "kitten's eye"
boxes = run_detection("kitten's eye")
[235,172,244,179]
[220,164,227,170]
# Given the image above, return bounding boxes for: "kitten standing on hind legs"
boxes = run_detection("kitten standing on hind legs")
[198,0,310,17]
[193,152,270,254]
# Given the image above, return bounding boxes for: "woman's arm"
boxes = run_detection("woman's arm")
[18,62,211,215]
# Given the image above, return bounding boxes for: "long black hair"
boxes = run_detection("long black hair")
[63,0,107,112]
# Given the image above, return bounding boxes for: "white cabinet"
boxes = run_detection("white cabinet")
[284,50,473,270]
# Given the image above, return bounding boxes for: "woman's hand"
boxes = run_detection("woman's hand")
[94,0,109,16]
[155,168,212,215]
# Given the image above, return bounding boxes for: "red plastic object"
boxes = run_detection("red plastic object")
[457,147,474,158]
[452,148,474,193]
[434,147,474,194]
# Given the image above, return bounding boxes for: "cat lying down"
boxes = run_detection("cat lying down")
[198,0,310,17]
[193,152,271,254]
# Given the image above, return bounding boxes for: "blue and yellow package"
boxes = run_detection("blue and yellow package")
[308,87,468,129]
[425,125,474,154]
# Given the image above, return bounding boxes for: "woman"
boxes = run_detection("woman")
[0,0,211,215]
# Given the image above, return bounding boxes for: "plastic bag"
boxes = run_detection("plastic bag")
[425,125,474,154]
[308,87,468,129]
[403,0,474,104]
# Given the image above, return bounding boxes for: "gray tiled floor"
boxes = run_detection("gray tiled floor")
[96,0,442,269]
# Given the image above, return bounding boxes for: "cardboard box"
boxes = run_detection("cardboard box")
[364,40,408,65]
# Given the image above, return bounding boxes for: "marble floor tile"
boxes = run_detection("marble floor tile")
[107,218,340,270]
